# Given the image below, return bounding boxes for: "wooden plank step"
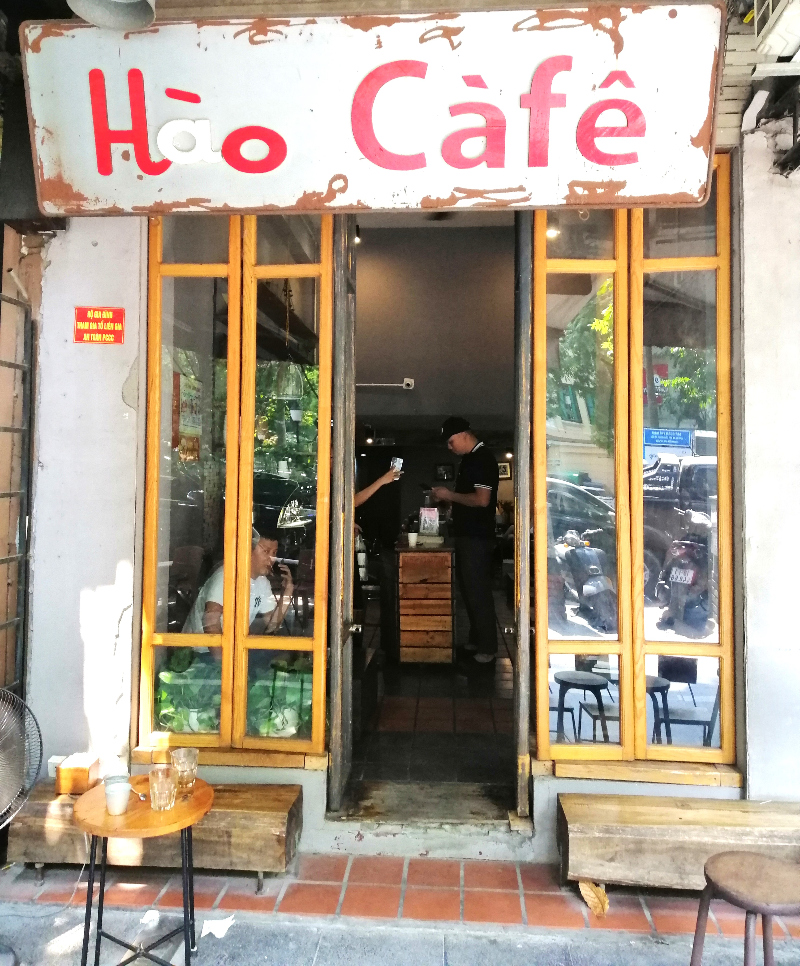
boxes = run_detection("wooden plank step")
[400,647,451,663]
[399,584,451,599]
[557,793,800,891]
[8,782,302,874]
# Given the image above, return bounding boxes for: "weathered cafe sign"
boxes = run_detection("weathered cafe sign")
[21,5,724,215]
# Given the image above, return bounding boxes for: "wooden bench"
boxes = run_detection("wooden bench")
[8,782,302,874]
[557,793,800,891]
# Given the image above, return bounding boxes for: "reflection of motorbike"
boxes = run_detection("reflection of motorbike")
[557,529,618,633]
[655,510,711,628]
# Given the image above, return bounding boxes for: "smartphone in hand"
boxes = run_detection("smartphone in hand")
[391,457,404,473]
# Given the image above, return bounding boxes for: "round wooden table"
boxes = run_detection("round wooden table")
[553,671,612,742]
[73,774,213,966]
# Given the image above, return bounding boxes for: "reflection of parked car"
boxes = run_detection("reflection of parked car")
[547,479,617,561]
[252,473,316,548]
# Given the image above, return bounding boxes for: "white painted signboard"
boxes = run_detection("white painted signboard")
[21,6,724,214]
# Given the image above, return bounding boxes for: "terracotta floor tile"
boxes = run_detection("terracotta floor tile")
[519,864,561,894]
[407,859,461,889]
[779,915,800,938]
[218,891,277,912]
[525,894,585,929]
[418,698,453,712]
[646,897,710,937]
[455,718,494,733]
[382,697,417,712]
[403,887,461,921]
[279,883,341,916]
[463,890,523,925]
[588,896,652,933]
[710,902,778,938]
[463,861,519,891]
[0,877,42,903]
[378,719,414,732]
[103,881,164,908]
[36,877,99,906]
[349,855,405,885]
[417,719,454,732]
[340,884,401,919]
[158,875,225,910]
[297,854,349,882]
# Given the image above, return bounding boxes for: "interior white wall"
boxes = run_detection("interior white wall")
[27,217,145,768]
[742,121,800,799]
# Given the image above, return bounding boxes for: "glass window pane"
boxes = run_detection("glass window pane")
[162,215,230,263]
[644,654,720,749]
[246,277,319,639]
[549,654,621,745]
[547,210,614,260]
[256,215,321,265]
[643,176,716,258]
[247,650,313,739]
[546,274,618,640]
[642,271,718,644]
[154,645,222,734]
[156,277,229,634]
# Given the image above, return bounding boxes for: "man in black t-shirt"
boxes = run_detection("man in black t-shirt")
[432,416,499,670]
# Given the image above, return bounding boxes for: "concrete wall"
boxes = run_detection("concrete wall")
[742,120,800,799]
[27,217,145,768]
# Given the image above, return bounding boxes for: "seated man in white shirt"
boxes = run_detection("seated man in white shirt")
[183,530,294,635]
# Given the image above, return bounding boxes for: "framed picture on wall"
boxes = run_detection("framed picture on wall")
[498,462,512,480]
[434,463,454,482]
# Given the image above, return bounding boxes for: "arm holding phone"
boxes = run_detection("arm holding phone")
[355,460,403,508]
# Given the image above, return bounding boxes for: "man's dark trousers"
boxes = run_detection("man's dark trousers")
[454,537,498,656]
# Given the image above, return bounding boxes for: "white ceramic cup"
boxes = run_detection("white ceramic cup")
[408,533,418,547]
[105,781,132,816]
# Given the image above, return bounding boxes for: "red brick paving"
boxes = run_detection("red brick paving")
[5,855,799,942]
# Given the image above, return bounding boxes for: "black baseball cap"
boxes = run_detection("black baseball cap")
[441,416,470,441]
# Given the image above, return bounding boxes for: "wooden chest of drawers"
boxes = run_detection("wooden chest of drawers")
[396,547,454,664]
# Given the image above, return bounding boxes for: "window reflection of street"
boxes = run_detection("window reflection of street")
[546,272,618,641]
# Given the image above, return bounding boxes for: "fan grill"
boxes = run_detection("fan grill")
[0,689,42,830]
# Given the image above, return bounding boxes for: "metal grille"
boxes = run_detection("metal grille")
[0,293,34,696]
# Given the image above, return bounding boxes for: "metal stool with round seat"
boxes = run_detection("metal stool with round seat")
[691,851,800,966]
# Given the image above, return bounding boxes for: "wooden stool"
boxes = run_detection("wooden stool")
[74,774,213,966]
[691,851,800,966]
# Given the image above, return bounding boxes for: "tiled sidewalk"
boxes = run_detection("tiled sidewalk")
[3,855,800,939]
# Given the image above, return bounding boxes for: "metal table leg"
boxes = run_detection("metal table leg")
[593,687,610,742]
[180,828,192,966]
[80,835,98,966]
[94,838,108,966]
[188,826,196,951]
[659,690,672,744]
[556,683,568,741]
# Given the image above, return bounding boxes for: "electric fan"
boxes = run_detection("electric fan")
[0,688,43,966]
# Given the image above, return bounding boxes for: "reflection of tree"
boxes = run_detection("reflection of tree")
[547,279,615,453]
[660,348,716,429]
[253,364,319,483]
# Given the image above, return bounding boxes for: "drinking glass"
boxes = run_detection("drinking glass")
[149,764,177,811]
[170,747,199,790]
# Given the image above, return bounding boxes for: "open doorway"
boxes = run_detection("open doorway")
[344,212,518,823]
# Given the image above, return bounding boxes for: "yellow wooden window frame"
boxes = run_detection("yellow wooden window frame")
[533,209,633,762]
[139,215,333,757]
[534,154,733,764]
[232,215,333,755]
[630,153,734,764]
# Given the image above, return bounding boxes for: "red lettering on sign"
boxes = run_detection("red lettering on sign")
[221,126,288,173]
[351,60,428,170]
[576,98,646,165]
[89,69,171,177]
[441,102,506,169]
[599,71,635,89]
[520,56,573,168]
[165,87,201,103]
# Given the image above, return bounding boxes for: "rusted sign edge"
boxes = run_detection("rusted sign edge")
[19,3,727,216]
